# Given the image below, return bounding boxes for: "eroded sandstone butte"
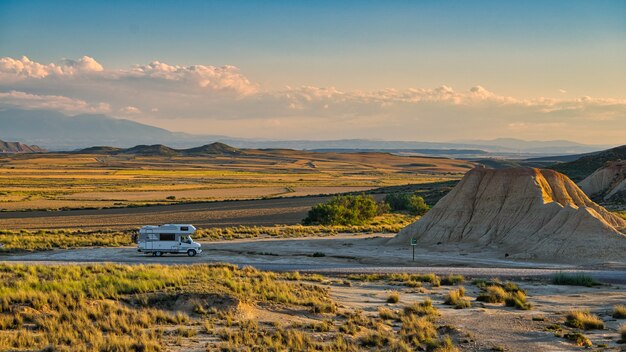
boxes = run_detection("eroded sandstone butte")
[389,167,626,263]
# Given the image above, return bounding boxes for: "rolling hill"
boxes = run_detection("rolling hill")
[550,145,626,182]
[75,142,241,156]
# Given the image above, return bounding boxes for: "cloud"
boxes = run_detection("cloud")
[127,61,258,94]
[0,56,258,96]
[119,106,141,114]
[0,90,110,114]
[0,56,624,143]
[0,56,103,81]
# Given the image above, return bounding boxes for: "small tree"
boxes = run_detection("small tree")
[303,194,384,225]
[384,192,430,215]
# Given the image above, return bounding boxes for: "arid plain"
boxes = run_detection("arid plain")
[1,147,626,351]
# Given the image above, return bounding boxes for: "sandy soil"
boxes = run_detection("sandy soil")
[329,280,626,351]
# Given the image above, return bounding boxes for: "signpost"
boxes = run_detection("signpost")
[410,238,417,262]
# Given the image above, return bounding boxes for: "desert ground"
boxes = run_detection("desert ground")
[1,252,625,351]
[1,151,626,351]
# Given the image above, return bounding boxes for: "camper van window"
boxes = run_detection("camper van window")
[181,236,191,244]
[180,226,189,231]
[159,233,176,241]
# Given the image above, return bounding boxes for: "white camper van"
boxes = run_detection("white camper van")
[137,224,202,257]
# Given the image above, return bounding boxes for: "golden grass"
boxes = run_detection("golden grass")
[0,152,466,211]
[613,304,626,319]
[565,311,604,330]
[404,299,439,317]
[0,262,471,351]
[0,263,337,351]
[564,332,592,347]
[0,219,412,252]
[475,280,530,310]
[476,286,508,304]
[346,272,441,287]
[387,291,400,303]
[0,229,133,251]
[444,287,471,309]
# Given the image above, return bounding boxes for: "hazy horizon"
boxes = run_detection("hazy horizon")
[1,0,625,144]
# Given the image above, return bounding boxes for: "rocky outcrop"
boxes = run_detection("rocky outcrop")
[578,160,626,205]
[0,139,46,153]
[389,167,626,263]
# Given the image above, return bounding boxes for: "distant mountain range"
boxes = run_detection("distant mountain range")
[0,139,46,153]
[0,109,225,150]
[0,109,614,156]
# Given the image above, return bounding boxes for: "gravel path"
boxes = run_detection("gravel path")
[3,234,625,284]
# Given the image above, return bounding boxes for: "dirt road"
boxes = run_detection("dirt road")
[0,196,331,230]
[3,235,626,283]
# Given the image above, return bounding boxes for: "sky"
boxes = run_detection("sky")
[0,0,625,144]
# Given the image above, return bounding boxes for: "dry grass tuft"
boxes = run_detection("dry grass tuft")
[387,291,400,304]
[444,287,471,309]
[476,286,507,304]
[565,311,604,330]
[564,332,592,347]
[613,305,626,319]
[404,298,439,317]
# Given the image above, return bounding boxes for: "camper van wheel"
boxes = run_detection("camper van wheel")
[187,249,197,257]
[155,251,163,257]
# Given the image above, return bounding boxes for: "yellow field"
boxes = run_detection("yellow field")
[0,150,473,211]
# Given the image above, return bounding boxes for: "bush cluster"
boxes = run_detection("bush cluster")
[303,192,429,226]
[384,192,430,215]
[303,194,387,225]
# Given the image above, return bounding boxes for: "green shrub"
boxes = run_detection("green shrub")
[441,274,464,286]
[384,192,430,215]
[303,194,386,225]
[552,272,599,287]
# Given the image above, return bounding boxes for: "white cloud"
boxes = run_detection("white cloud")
[119,106,141,114]
[0,56,258,96]
[0,56,624,143]
[0,56,103,81]
[0,90,110,114]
